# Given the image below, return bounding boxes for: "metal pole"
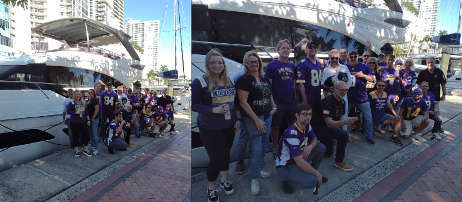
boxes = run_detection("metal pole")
[178,0,185,79]
[458,1,462,36]
[174,0,177,71]
[85,22,90,52]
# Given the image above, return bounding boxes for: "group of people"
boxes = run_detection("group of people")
[63,83,177,157]
[192,39,447,202]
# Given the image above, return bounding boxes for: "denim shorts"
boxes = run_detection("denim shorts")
[373,114,392,130]
[272,99,296,127]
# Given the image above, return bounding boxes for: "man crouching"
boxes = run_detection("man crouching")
[275,104,327,194]
[104,110,128,154]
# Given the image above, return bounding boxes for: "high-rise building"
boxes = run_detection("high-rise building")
[409,0,440,37]
[124,18,159,73]
[89,0,124,30]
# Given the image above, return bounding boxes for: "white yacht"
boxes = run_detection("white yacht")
[0,18,143,172]
[191,0,413,175]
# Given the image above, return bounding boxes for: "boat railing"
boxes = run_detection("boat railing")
[333,0,374,8]
[42,45,123,60]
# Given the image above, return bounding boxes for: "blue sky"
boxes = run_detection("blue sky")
[437,0,460,37]
[125,0,191,78]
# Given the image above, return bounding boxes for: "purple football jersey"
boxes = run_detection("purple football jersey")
[347,62,374,104]
[101,91,118,115]
[296,57,322,107]
[275,123,316,167]
[421,91,437,112]
[400,97,428,120]
[265,60,296,103]
[368,91,388,121]
[381,68,398,100]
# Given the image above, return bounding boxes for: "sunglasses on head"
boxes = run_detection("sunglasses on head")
[330,57,339,60]
[308,46,317,49]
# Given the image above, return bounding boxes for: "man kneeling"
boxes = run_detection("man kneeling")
[275,104,327,194]
[104,110,128,154]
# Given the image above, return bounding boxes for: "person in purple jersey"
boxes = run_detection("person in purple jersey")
[266,39,297,158]
[368,81,403,146]
[377,53,387,70]
[400,58,417,98]
[297,41,322,108]
[63,88,78,149]
[86,89,100,155]
[104,110,128,154]
[382,55,404,132]
[346,50,376,146]
[152,106,168,136]
[275,104,327,195]
[311,81,357,172]
[164,104,176,135]
[192,49,241,202]
[150,91,160,109]
[127,88,141,138]
[67,90,92,157]
[99,82,118,140]
[143,88,150,108]
[398,88,430,142]
[138,104,155,137]
[421,82,443,140]
[339,47,348,65]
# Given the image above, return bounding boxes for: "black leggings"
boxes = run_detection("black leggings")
[71,122,90,147]
[199,124,235,182]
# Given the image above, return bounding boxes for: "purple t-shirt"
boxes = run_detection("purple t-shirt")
[400,97,428,120]
[265,60,296,103]
[67,101,88,123]
[143,95,151,106]
[139,109,153,126]
[347,62,374,104]
[153,112,167,123]
[101,91,118,115]
[164,110,174,120]
[275,123,316,167]
[378,62,387,68]
[127,94,139,114]
[368,91,388,121]
[382,68,398,100]
[421,91,437,112]
[192,76,237,130]
[296,57,322,108]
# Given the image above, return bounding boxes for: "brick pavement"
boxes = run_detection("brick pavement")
[71,126,191,202]
[354,124,462,202]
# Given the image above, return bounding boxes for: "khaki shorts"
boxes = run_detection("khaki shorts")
[400,115,423,136]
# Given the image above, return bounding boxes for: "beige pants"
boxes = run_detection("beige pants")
[400,115,423,136]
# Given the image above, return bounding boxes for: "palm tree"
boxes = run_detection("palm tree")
[438,30,448,36]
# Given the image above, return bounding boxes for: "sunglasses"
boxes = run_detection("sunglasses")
[308,46,317,49]
[349,56,358,59]
[413,92,421,96]
[378,85,385,87]
[330,57,339,60]
[363,55,370,57]
[247,61,259,65]
[369,62,376,65]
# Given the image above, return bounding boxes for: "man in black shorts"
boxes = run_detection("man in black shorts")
[311,81,357,172]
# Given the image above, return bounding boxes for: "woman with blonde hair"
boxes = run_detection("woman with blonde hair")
[192,49,241,202]
[235,50,276,195]
[67,90,92,157]
[365,57,381,94]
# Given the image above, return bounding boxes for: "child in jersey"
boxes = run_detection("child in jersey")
[164,104,176,135]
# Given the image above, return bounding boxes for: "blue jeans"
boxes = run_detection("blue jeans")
[89,118,99,150]
[277,143,326,189]
[246,115,272,180]
[236,115,273,161]
[348,102,373,139]
[131,114,140,137]
[108,138,127,150]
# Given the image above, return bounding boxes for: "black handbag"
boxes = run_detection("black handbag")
[243,77,267,139]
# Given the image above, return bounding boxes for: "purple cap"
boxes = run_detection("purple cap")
[149,91,153,94]
[157,106,164,111]
[413,88,423,95]
[395,60,403,65]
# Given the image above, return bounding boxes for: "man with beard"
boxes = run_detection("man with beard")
[275,104,327,194]
[311,81,357,172]
[378,53,387,69]
[297,41,322,108]
[266,39,297,158]
[398,88,430,142]
[339,47,348,65]
[346,50,376,146]
[117,86,129,110]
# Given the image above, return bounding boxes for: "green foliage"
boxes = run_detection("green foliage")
[147,69,156,80]
[3,0,28,9]
[130,41,144,53]
[402,1,419,16]
[392,45,406,59]
[438,30,448,36]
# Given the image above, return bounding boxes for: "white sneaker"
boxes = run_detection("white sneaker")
[251,179,260,195]
[161,131,167,136]
[170,131,176,135]
[92,150,99,156]
[260,170,271,178]
[433,132,442,140]
[412,133,427,142]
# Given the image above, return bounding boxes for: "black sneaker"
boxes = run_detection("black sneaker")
[282,181,294,194]
[220,181,234,195]
[366,138,375,146]
[149,132,155,137]
[322,176,328,183]
[390,136,403,146]
[107,146,115,154]
[207,188,219,202]
[83,150,92,157]
[74,151,80,157]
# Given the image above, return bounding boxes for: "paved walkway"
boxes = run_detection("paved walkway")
[70,127,191,202]
[354,124,462,202]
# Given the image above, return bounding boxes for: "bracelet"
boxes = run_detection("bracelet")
[272,108,277,110]
[344,120,347,125]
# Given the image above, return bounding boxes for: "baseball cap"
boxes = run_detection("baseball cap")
[379,53,385,56]
[149,91,153,94]
[395,60,403,65]
[309,41,318,47]
[413,88,423,95]
[107,82,112,86]
[157,106,164,111]
[67,89,73,92]
[348,50,358,55]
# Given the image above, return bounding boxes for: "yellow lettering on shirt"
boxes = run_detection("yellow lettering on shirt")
[212,95,235,104]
